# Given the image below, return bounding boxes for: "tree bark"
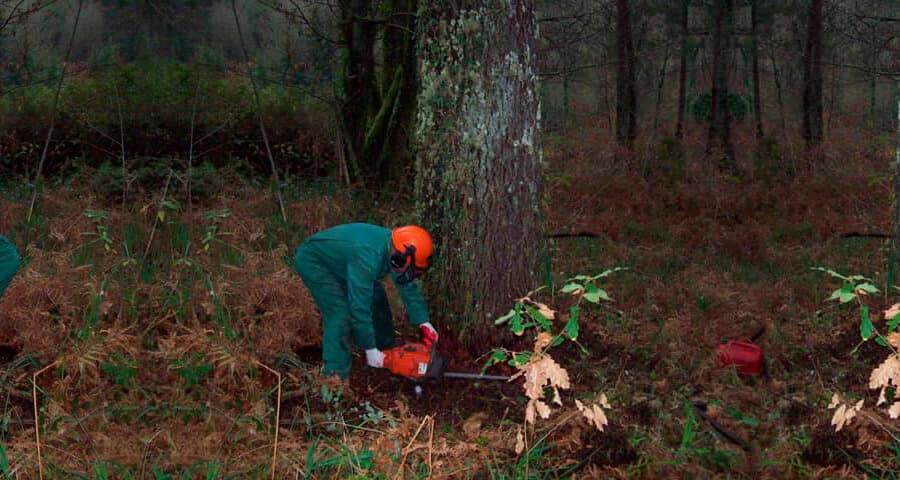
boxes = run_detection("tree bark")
[675,0,689,139]
[369,0,418,179]
[892,85,900,289]
[827,48,837,134]
[338,0,377,179]
[870,53,878,128]
[615,0,637,148]
[751,0,764,139]
[707,0,736,171]
[653,40,671,132]
[338,0,418,183]
[801,0,824,148]
[769,44,786,132]
[415,0,543,350]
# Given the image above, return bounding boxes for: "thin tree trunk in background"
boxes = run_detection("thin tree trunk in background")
[801,0,824,149]
[870,52,878,128]
[602,48,614,131]
[653,40,670,132]
[675,0,689,139]
[232,0,290,248]
[751,0,763,139]
[338,0,376,180]
[371,0,418,180]
[770,45,786,132]
[416,1,543,349]
[615,0,637,148]
[562,48,571,127]
[24,0,84,248]
[827,49,836,134]
[707,0,735,171]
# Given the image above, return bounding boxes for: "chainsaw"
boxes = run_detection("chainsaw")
[382,342,509,393]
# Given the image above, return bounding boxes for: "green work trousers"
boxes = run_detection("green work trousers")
[0,235,19,299]
[295,247,396,378]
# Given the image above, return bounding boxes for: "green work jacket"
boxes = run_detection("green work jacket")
[0,235,19,298]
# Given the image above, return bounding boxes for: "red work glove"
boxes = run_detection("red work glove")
[420,322,438,349]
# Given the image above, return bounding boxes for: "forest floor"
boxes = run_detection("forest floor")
[1,126,899,479]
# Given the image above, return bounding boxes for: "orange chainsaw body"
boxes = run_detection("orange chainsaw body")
[383,342,433,380]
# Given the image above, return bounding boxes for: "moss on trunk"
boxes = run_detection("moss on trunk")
[414,1,543,351]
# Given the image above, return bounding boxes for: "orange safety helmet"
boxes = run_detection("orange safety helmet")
[390,225,433,275]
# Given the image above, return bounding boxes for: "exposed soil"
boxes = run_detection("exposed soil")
[801,424,862,467]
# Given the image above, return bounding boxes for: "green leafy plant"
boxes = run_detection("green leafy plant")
[487,268,626,464]
[811,267,880,343]
[70,210,114,266]
[813,267,900,423]
[349,401,396,428]
[171,353,213,391]
[0,444,10,480]
[101,353,137,388]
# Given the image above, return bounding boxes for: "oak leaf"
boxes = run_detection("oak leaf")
[884,303,900,321]
[515,429,525,454]
[575,399,609,431]
[829,392,840,409]
[887,332,900,348]
[889,402,900,419]
[534,332,553,352]
[535,302,556,320]
[869,355,900,392]
[599,393,611,409]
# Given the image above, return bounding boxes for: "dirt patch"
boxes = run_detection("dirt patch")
[579,423,637,467]
[801,424,862,467]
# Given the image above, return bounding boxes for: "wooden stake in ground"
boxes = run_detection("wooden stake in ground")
[394,415,432,480]
[254,360,282,480]
[32,360,59,480]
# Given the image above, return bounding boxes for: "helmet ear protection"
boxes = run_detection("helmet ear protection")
[390,244,416,270]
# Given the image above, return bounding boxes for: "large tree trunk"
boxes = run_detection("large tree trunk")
[801,0,824,149]
[751,0,764,139]
[415,1,543,349]
[615,0,637,148]
[707,0,735,171]
[675,0,689,139]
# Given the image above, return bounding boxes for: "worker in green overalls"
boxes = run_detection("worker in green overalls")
[294,224,438,379]
[0,235,20,299]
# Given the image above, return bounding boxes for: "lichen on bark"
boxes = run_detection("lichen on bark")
[414,0,543,349]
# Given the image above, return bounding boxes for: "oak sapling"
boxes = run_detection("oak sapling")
[813,267,900,424]
[488,268,627,453]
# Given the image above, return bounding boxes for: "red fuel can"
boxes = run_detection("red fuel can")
[717,340,763,375]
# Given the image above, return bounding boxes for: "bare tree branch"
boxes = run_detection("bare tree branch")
[24,0,84,246]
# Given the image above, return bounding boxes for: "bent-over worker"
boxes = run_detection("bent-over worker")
[0,235,19,300]
[294,223,438,379]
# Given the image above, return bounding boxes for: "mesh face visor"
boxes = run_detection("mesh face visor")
[391,246,426,284]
